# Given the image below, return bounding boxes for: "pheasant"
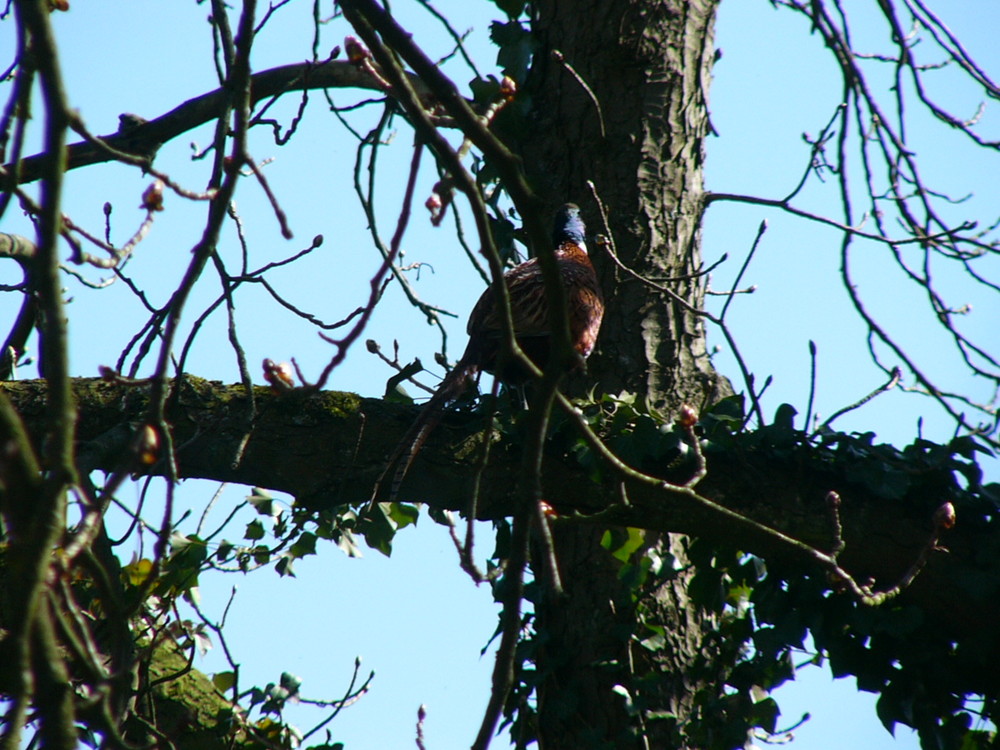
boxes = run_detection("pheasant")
[376,202,604,501]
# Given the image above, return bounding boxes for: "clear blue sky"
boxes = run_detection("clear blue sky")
[1,1,997,748]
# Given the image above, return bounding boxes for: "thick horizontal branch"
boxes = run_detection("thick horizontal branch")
[3,377,999,690]
[6,61,439,185]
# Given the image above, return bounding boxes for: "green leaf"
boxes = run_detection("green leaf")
[470,75,501,105]
[245,519,265,541]
[388,503,420,530]
[750,697,780,734]
[611,684,635,715]
[248,487,275,516]
[687,565,726,613]
[157,535,208,599]
[644,710,676,721]
[212,671,236,693]
[600,527,646,563]
[361,503,399,557]
[335,530,363,558]
[280,672,302,696]
[289,531,318,559]
[427,505,451,526]
[638,631,666,652]
[876,692,898,736]
[709,394,746,422]
[183,585,202,607]
[490,0,526,19]
[123,558,154,587]
[949,434,993,459]
[490,21,535,83]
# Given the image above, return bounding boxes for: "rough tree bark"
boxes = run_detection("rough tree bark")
[512,2,730,746]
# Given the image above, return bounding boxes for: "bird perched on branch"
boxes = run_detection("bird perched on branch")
[374,202,604,502]
[455,202,603,388]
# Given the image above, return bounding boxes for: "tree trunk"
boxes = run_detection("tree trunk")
[514,2,730,746]
[518,0,725,410]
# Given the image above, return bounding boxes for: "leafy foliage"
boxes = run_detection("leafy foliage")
[536,392,999,748]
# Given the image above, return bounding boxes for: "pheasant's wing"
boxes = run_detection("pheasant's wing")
[467,258,549,339]
[569,282,604,358]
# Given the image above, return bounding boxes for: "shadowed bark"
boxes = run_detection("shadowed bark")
[3,377,996,700]
[511,1,734,744]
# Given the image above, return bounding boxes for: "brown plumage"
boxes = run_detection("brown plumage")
[374,203,604,502]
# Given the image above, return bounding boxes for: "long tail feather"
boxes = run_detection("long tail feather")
[369,360,478,506]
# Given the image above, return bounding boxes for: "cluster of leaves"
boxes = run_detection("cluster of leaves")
[108,485,399,750]
[68,539,297,749]
[751,570,996,750]
[210,487,424,576]
[103,379,998,750]
[198,380,996,750]
[714,401,995,747]
[93,378,998,750]
[541,392,999,748]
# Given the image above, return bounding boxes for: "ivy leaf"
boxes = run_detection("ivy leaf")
[708,394,745,422]
[427,505,451,526]
[600,527,645,564]
[245,519,265,541]
[876,692,899,736]
[611,684,636,716]
[123,557,154,587]
[750,696,780,734]
[490,21,535,83]
[289,531,318,559]
[638,628,666,653]
[191,626,212,655]
[248,487,276,516]
[948,434,993,460]
[280,672,302,698]
[335,530,363,558]
[688,566,726,613]
[982,483,1000,509]
[159,534,208,599]
[361,505,397,557]
[212,671,236,694]
[490,0,526,19]
[488,213,518,265]
[384,360,421,403]
[855,462,910,499]
[388,503,420,530]
[470,75,501,105]
[255,716,282,737]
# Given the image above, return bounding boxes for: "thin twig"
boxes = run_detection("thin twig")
[552,50,606,138]
[817,366,902,433]
[719,219,766,322]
